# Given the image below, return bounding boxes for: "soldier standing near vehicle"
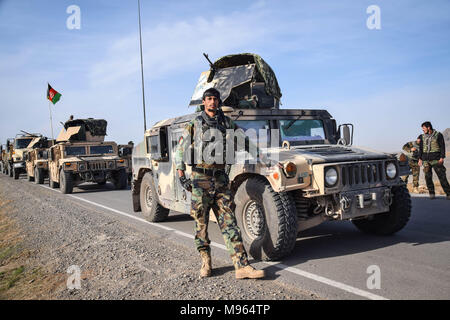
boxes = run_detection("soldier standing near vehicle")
[402,139,421,193]
[174,88,266,279]
[418,121,450,200]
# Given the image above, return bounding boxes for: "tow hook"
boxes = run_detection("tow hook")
[340,195,351,212]
[383,189,393,207]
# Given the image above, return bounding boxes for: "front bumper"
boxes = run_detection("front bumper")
[339,187,392,220]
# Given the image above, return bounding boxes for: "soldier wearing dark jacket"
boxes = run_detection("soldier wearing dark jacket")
[417,121,450,199]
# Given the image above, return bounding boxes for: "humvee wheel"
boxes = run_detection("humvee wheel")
[112,169,127,190]
[140,172,169,222]
[34,167,44,184]
[60,168,74,194]
[352,185,411,235]
[48,169,59,189]
[234,176,298,261]
[13,167,20,180]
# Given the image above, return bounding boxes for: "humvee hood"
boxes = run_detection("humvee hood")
[279,145,392,163]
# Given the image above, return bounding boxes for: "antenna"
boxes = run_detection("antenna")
[137,0,147,132]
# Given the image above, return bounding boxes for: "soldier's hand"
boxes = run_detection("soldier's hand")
[418,159,422,167]
[439,158,444,165]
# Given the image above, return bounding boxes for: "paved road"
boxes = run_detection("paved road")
[11,176,450,299]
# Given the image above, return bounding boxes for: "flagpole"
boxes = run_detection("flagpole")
[137,0,147,132]
[48,100,54,140]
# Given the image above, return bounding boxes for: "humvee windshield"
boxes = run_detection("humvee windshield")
[14,138,33,149]
[279,119,325,144]
[65,146,87,156]
[90,145,114,155]
[234,120,270,144]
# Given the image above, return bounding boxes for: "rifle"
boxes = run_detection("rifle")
[203,53,216,72]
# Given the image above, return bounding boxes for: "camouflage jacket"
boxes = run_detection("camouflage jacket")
[174,112,261,171]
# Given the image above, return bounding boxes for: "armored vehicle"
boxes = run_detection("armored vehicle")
[7,133,39,179]
[47,118,128,194]
[132,53,411,261]
[24,136,55,184]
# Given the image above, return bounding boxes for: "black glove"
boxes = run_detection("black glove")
[179,175,192,192]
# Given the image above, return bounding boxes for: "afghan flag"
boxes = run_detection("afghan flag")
[47,84,62,105]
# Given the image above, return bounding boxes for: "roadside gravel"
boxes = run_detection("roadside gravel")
[0,175,317,300]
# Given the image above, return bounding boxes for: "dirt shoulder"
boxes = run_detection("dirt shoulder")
[0,175,317,300]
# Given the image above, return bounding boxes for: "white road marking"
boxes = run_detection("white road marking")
[40,184,388,300]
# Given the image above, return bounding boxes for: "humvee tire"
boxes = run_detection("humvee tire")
[139,172,169,222]
[35,167,44,184]
[13,167,20,180]
[234,176,298,261]
[60,168,74,194]
[112,169,128,190]
[49,169,59,189]
[352,185,411,235]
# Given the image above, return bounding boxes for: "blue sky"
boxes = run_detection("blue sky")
[0,0,449,151]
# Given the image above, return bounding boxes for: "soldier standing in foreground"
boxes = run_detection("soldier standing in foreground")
[402,139,421,193]
[174,88,266,279]
[417,121,450,200]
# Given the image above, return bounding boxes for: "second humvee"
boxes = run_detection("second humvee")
[131,53,411,261]
[24,136,55,184]
[47,118,128,194]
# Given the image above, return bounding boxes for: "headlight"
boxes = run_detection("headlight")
[386,162,397,179]
[325,167,338,187]
[283,162,297,178]
[108,161,114,169]
[78,163,86,171]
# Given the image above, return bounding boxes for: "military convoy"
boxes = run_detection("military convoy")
[0,53,412,262]
[47,118,128,193]
[131,53,412,261]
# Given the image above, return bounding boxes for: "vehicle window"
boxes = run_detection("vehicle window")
[90,145,114,155]
[279,119,325,143]
[65,146,87,156]
[14,138,33,149]
[234,120,270,143]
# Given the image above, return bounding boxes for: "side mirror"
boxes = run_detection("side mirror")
[338,124,354,146]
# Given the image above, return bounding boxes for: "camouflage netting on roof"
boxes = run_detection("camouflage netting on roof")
[64,119,107,136]
[212,53,282,99]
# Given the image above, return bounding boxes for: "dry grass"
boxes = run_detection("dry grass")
[0,198,65,299]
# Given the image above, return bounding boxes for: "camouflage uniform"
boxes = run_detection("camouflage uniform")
[418,130,450,196]
[401,141,420,188]
[174,112,251,269]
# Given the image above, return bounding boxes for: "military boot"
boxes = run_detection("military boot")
[429,193,436,200]
[199,251,212,278]
[235,265,265,279]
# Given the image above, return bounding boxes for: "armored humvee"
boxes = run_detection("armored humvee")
[132,53,411,261]
[47,118,128,194]
[24,136,55,184]
[7,133,40,179]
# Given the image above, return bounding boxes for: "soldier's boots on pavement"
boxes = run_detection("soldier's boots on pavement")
[235,265,265,280]
[429,194,436,200]
[199,251,212,278]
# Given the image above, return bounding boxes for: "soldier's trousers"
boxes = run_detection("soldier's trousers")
[423,160,450,195]
[190,171,249,269]
[402,160,420,187]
